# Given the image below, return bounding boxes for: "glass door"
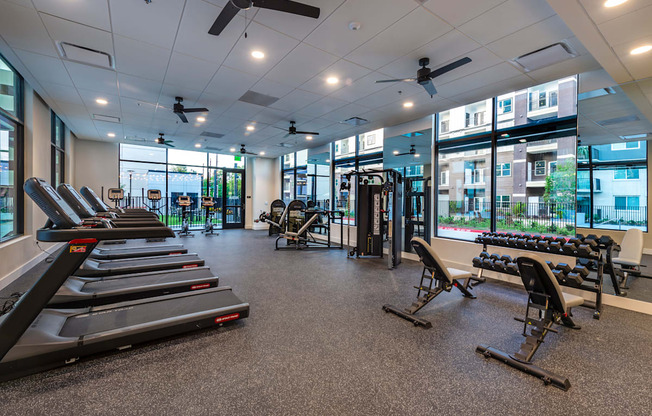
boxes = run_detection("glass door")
[223,169,244,229]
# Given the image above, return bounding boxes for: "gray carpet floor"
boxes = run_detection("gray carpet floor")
[0,229,650,416]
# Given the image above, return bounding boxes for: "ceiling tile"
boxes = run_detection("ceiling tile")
[269,88,323,113]
[298,96,349,118]
[40,83,84,105]
[427,47,504,87]
[109,0,184,49]
[94,120,123,138]
[581,0,652,25]
[265,43,338,87]
[194,92,237,119]
[250,78,295,99]
[526,54,601,84]
[164,52,219,91]
[117,73,162,103]
[458,0,555,45]
[422,0,507,26]
[352,79,423,108]
[611,34,652,80]
[32,0,111,31]
[0,1,58,57]
[597,4,652,46]
[252,0,344,41]
[221,21,300,77]
[320,102,372,123]
[304,0,418,57]
[329,71,390,103]
[113,35,171,82]
[204,65,260,100]
[251,107,291,125]
[64,61,119,95]
[119,97,158,120]
[77,88,121,116]
[40,13,114,56]
[174,0,243,63]
[220,100,265,121]
[299,59,370,96]
[345,8,452,70]
[14,49,73,86]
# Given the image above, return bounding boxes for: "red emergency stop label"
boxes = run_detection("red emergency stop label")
[214,313,240,324]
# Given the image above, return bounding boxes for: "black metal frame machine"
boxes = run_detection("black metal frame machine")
[147,189,163,216]
[404,177,431,252]
[0,178,249,382]
[275,200,344,250]
[177,195,193,237]
[259,199,288,236]
[201,196,219,236]
[346,169,402,269]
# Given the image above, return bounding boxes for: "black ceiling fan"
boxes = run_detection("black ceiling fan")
[376,57,472,97]
[173,97,209,123]
[393,145,416,156]
[239,144,257,155]
[155,133,175,147]
[208,0,320,37]
[273,121,319,138]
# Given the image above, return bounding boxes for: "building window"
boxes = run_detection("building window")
[440,119,449,133]
[358,128,384,156]
[51,113,65,187]
[496,195,511,209]
[496,163,511,177]
[498,98,512,115]
[615,196,639,211]
[0,55,23,243]
[613,168,639,180]
[611,142,640,151]
[534,160,546,176]
[440,170,449,186]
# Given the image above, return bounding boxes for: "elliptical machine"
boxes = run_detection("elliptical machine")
[201,196,219,236]
[177,195,194,237]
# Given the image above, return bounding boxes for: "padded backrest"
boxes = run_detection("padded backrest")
[410,237,453,283]
[277,204,290,226]
[80,186,112,212]
[57,183,97,218]
[619,228,643,265]
[24,178,82,228]
[296,212,320,234]
[516,254,566,313]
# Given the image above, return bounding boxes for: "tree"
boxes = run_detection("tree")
[171,165,188,173]
[543,158,576,205]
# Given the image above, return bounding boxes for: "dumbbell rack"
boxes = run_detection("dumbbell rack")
[474,235,608,320]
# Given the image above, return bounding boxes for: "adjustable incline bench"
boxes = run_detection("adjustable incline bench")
[476,253,583,391]
[383,237,476,328]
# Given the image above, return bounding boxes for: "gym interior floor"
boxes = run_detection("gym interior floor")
[0,230,650,415]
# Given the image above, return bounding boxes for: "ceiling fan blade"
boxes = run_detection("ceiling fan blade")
[208,1,241,36]
[182,107,209,113]
[271,126,288,131]
[164,143,175,147]
[295,131,319,135]
[421,81,437,97]
[428,57,472,79]
[246,151,258,156]
[376,78,416,83]
[137,101,170,110]
[175,112,189,123]
[283,133,291,138]
[252,0,320,19]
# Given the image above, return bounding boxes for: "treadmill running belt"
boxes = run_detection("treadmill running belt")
[80,268,215,293]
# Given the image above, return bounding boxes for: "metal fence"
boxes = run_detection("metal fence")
[109,196,222,230]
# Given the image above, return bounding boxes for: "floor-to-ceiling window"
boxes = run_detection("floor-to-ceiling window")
[51,113,65,187]
[0,55,23,242]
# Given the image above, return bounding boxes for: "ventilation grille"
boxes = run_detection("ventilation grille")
[93,114,121,123]
[277,142,295,148]
[512,42,577,72]
[58,42,114,69]
[239,90,280,107]
[206,146,223,151]
[201,131,225,139]
[597,115,639,126]
[342,116,369,126]
[619,133,651,140]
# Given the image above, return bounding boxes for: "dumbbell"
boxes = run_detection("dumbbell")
[505,262,519,275]
[500,255,513,264]
[577,240,599,257]
[562,241,577,255]
[586,234,599,242]
[472,251,490,268]
[599,235,614,248]
[576,233,585,240]
[516,238,528,248]
[555,263,573,275]
[566,265,589,286]
[552,269,567,282]
[493,260,507,272]
[496,235,509,246]
[526,238,538,250]
[507,237,519,247]
[545,260,554,270]
[549,241,562,253]
[536,238,550,251]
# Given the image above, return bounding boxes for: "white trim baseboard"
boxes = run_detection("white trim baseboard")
[0,244,62,291]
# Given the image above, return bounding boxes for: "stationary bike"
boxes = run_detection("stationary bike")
[177,195,194,237]
[201,196,219,236]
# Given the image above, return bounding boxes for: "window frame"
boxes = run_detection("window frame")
[534,160,546,176]
[51,112,65,187]
[496,162,511,177]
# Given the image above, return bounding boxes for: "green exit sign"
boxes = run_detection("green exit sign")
[235,155,242,161]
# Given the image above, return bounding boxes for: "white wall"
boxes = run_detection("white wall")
[246,157,280,230]
[73,139,119,198]
[0,87,56,285]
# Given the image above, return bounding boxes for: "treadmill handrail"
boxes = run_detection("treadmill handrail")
[36,226,174,242]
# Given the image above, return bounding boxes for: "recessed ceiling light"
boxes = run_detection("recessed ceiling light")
[251,50,265,59]
[305,135,313,140]
[393,150,399,155]
[246,125,255,131]
[230,147,236,152]
[96,98,108,105]
[403,101,414,108]
[197,116,206,122]
[107,132,115,138]
[630,45,652,55]
[414,153,420,158]
[260,151,266,156]
[194,143,202,148]
[326,77,339,85]
[519,138,527,143]
[604,0,627,7]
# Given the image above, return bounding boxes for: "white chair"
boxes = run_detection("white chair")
[612,228,644,289]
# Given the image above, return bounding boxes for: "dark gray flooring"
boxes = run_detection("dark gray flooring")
[0,230,651,415]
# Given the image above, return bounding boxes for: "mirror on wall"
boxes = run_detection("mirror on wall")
[383,128,433,253]
[577,82,652,302]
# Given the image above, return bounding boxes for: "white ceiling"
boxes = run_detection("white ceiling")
[0,0,602,157]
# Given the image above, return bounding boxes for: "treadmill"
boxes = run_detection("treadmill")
[58,183,187,259]
[0,178,249,382]
[80,186,158,218]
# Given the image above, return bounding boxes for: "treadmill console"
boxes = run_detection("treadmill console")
[80,186,112,212]
[24,178,82,228]
[107,188,124,201]
[178,196,192,206]
[201,197,214,207]
[57,184,97,218]
[148,189,162,201]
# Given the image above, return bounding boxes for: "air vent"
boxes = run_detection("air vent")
[597,115,639,126]
[58,42,114,69]
[402,132,424,138]
[93,114,120,123]
[201,131,225,139]
[277,142,295,148]
[206,146,223,151]
[238,90,280,107]
[342,117,369,126]
[512,42,577,72]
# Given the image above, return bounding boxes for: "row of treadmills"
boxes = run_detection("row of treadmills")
[0,178,249,382]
